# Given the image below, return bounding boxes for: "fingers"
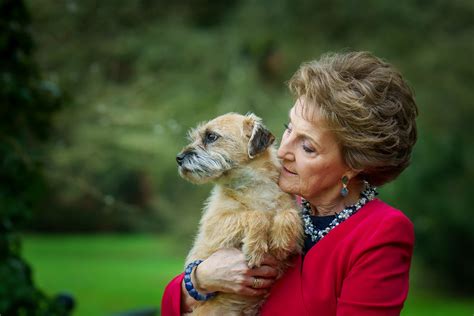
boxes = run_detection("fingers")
[260,253,279,267]
[229,272,276,297]
[249,265,278,279]
[200,248,279,298]
[249,276,274,289]
[238,286,269,297]
[234,277,272,297]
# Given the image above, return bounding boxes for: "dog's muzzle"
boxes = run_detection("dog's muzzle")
[176,150,194,166]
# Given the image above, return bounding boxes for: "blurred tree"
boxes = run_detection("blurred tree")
[0,0,71,314]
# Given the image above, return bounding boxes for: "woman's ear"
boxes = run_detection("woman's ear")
[243,113,275,159]
[343,167,364,184]
[346,169,361,180]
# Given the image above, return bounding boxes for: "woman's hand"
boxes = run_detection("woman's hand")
[181,248,279,312]
[195,248,279,296]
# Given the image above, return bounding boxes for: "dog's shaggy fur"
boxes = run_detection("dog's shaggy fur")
[177,113,303,315]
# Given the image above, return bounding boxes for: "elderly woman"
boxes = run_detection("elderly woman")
[161,51,418,315]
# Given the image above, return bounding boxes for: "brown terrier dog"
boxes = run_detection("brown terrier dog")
[176,113,303,316]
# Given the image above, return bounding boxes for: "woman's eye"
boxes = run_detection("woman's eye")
[303,143,315,153]
[205,133,219,144]
[284,123,292,132]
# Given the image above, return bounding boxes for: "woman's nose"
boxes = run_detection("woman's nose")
[277,135,293,160]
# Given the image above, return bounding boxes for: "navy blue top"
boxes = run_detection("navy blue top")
[302,215,337,254]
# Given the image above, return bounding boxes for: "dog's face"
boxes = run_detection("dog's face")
[176,113,275,184]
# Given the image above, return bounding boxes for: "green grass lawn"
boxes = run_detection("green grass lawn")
[22,234,187,316]
[23,234,473,316]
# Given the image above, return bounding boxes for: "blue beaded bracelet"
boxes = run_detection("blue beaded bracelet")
[184,260,216,301]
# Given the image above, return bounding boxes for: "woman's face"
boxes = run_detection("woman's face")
[277,99,351,206]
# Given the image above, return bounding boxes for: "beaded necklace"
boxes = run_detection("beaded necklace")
[302,182,378,243]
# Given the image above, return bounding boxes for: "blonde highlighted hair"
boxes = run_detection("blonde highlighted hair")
[288,51,418,186]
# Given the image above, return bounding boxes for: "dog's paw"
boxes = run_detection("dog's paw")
[247,252,266,268]
[246,246,268,267]
[270,208,304,258]
[243,238,268,267]
[246,248,268,267]
[269,243,291,261]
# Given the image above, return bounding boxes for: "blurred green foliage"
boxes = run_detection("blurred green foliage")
[0,0,70,314]
[13,0,474,296]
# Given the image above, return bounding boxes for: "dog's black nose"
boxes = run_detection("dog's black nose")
[176,152,187,166]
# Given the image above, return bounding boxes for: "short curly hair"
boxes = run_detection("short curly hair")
[288,51,418,186]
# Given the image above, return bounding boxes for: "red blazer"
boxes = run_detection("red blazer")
[161,199,414,316]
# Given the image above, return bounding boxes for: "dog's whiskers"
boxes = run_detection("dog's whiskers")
[184,150,233,178]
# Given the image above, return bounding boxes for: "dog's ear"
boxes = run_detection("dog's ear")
[243,113,275,159]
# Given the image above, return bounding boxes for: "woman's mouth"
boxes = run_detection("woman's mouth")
[282,166,297,175]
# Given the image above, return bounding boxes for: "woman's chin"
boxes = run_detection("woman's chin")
[278,177,298,195]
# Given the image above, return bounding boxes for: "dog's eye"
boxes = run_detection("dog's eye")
[205,132,219,144]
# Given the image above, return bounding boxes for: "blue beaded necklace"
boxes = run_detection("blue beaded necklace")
[302,182,378,243]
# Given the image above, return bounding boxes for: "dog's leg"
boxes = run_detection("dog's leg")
[186,209,246,265]
[242,212,272,268]
[270,208,303,261]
